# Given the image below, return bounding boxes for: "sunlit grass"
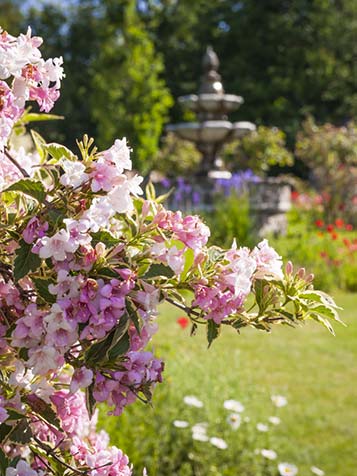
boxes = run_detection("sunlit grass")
[102,292,357,475]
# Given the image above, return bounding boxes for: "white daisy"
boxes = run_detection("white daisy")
[256,423,269,432]
[278,462,298,476]
[271,395,288,408]
[183,395,203,408]
[173,420,189,428]
[227,412,241,430]
[210,437,228,450]
[261,449,277,460]
[191,422,209,441]
[192,422,208,433]
[310,466,325,476]
[192,432,209,442]
[268,416,281,425]
[223,399,245,412]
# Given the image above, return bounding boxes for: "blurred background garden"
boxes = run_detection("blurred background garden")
[1,0,356,475]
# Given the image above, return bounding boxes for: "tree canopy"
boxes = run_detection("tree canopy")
[1,0,356,171]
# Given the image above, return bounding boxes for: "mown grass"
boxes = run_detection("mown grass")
[101,291,357,476]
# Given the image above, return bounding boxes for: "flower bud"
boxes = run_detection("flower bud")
[285,261,293,275]
[306,273,314,283]
[297,267,305,279]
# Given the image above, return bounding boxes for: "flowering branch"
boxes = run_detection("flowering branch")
[0,26,342,476]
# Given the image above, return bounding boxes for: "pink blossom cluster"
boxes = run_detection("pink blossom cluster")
[193,239,283,323]
[0,27,63,150]
[153,209,210,254]
[93,351,164,416]
[29,390,132,476]
[149,209,210,274]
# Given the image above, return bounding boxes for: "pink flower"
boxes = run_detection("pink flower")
[38,229,79,261]
[60,158,88,189]
[102,138,132,173]
[90,161,119,192]
[70,367,94,393]
[51,390,92,437]
[27,345,64,376]
[29,85,60,112]
[252,239,283,280]
[5,460,39,476]
[22,217,48,244]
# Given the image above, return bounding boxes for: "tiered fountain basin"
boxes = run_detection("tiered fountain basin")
[166,120,256,143]
[178,93,243,113]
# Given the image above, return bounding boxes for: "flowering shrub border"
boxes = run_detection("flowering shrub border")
[0,28,342,476]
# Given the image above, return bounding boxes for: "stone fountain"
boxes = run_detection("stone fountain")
[167,46,255,178]
[165,46,291,236]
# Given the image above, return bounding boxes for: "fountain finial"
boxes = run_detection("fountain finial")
[199,46,224,95]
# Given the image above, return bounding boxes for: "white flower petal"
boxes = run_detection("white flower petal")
[192,432,209,442]
[310,466,324,476]
[223,399,245,412]
[256,423,269,432]
[271,395,288,408]
[183,395,203,408]
[173,420,189,428]
[268,416,281,425]
[210,437,228,450]
[227,412,241,430]
[278,462,298,476]
[261,449,277,460]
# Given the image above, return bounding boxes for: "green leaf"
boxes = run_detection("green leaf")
[127,300,141,335]
[156,187,174,204]
[33,278,56,304]
[180,247,195,280]
[299,290,342,309]
[311,314,335,335]
[85,383,96,419]
[309,303,345,326]
[30,130,47,163]
[0,447,9,474]
[96,267,119,278]
[107,331,130,360]
[207,319,220,348]
[85,333,115,364]
[207,246,225,263]
[5,408,25,421]
[47,209,64,227]
[254,280,265,312]
[19,348,29,361]
[24,394,61,430]
[190,323,198,336]
[23,112,63,123]
[91,230,120,248]
[145,182,156,200]
[85,315,129,364]
[0,424,11,443]
[9,419,32,444]
[45,143,77,162]
[13,241,41,281]
[106,315,130,360]
[143,263,174,279]
[4,179,46,203]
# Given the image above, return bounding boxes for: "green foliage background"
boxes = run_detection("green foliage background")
[1,0,356,172]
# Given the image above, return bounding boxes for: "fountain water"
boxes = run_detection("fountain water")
[167,46,255,178]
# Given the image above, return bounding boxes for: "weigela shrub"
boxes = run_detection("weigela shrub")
[0,28,342,476]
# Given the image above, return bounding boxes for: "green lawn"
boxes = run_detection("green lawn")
[102,292,357,475]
